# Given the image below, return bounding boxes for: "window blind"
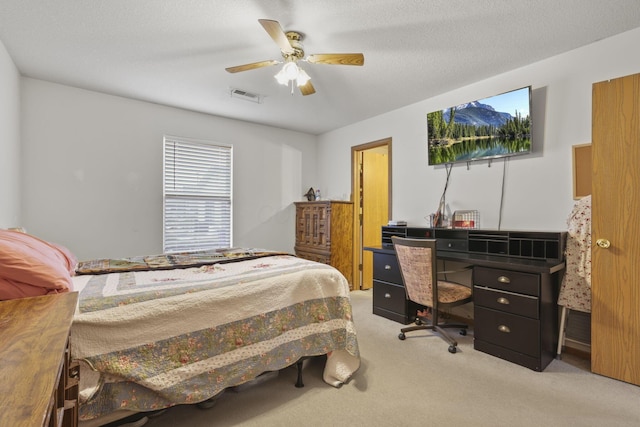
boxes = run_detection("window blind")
[163,136,232,252]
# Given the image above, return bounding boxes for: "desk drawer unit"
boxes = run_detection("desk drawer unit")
[474,307,540,358]
[474,267,539,296]
[373,253,402,283]
[372,252,419,324]
[474,286,539,318]
[473,266,557,371]
[373,281,410,324]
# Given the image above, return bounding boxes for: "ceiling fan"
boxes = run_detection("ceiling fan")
[225,19,364,96]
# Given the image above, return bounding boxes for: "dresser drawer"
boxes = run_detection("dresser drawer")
[474,267,539,296]
[373,281,408,314]
[373,253,402,283]
[295,249,330,265]
[474,307,540,357]
[474,286,539,319]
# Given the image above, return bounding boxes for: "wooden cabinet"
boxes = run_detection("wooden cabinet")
[0,292,79,427]
[473,266,559,371]
[591,73,640,386]
[294,201,353,287]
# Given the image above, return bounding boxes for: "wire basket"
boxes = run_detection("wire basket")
[452,210,479,229]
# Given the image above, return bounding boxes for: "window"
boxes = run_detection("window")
[163,136,232,252]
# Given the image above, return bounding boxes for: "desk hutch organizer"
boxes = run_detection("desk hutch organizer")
[369,226,566,372]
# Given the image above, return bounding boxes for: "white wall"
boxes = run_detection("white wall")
[21,79,317,260]
[13,27,640,260]
[0,38,21,228]
[317,27,640,232]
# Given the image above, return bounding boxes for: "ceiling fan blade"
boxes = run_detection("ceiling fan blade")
[307,53,364,66]
[299,80,316,96]
[258,19,295,55]
[225,60,280,73]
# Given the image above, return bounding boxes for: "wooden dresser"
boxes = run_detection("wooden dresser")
[294,201,353,287]
[0,292,79,427]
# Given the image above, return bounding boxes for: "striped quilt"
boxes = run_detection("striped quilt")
[70,254,360,421]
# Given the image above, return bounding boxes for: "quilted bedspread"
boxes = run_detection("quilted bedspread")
[70,253,360,421]
[74,247,290,275]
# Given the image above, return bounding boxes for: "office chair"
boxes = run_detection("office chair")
[392,236,473,353]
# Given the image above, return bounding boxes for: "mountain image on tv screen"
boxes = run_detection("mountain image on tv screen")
[427,86,532,166]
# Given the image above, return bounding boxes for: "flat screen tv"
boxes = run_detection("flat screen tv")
[427,86,532,166]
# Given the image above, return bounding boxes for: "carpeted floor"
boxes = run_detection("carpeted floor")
[106,290,640,427]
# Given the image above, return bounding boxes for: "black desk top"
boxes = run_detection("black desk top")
[364,246,565,275]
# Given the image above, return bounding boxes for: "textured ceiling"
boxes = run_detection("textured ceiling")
[2,0,640,135]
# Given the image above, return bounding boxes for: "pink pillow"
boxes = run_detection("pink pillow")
[0,230,77,300]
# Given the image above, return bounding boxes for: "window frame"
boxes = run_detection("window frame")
[163,135,233,253]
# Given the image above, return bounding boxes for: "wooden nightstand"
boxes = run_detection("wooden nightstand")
[0,292,79,427]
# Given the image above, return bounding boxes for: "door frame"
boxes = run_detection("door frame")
[351,138,392,290]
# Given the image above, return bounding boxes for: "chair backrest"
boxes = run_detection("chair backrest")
[391,236,438,309]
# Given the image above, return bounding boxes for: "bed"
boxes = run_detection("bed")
[0,231,360,425]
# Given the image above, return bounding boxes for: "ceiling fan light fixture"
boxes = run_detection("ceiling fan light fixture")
[274,61,310,87]
[296,68,310,86]
[274,62,297,86]
[274,67,290,85]
[283,62,299,79]
[228,19,362,96]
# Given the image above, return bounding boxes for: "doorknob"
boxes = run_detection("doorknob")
[596,238,611,249]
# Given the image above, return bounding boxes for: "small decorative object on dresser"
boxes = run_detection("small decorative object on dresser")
[304,187,316,201]
[294,201,354,287]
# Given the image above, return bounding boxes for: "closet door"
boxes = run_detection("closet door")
[591,73,640,386]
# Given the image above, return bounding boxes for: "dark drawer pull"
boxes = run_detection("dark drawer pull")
[497,275,511,284]
[384,293,391,299]
[497,297,510,305]
[384,265,392,270]
[498,325,511,333]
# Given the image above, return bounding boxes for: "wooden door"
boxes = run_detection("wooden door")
[352,140,391,290]
[361,149,389,290]
[591,73,640,386]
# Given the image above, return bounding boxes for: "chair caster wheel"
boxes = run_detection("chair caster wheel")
[398,333,406,340]
[460,329,467,336]
[448,345,457,354]
[415,318,423,325]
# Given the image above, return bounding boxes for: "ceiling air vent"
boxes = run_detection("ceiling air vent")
[230,88,263,104]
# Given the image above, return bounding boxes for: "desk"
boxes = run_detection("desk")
[366,229,565,372]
